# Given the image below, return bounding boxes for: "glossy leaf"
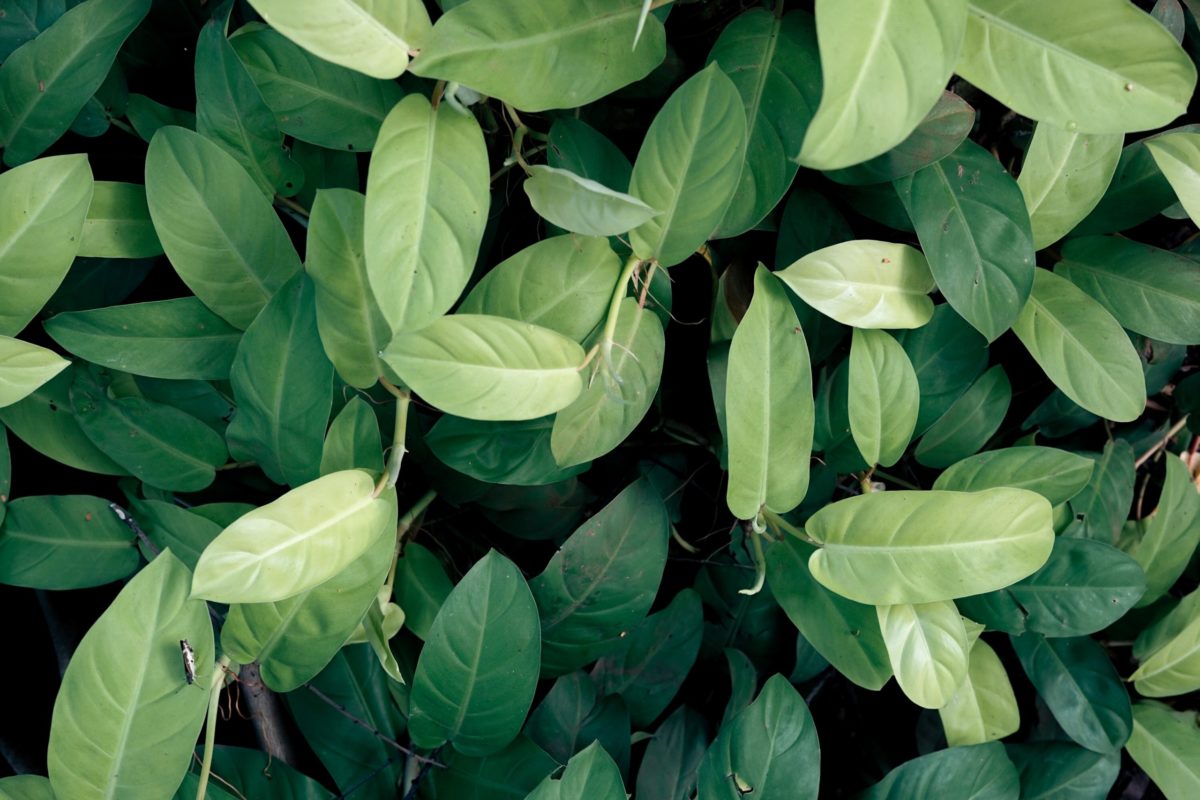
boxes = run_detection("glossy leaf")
[1017,125,1122,249]
[525,671,628,768]
[430,415,581,486]
[861,742,1020,799]
[914,365,1012,469]
[409,550,541,756]
[0,336,68,409]
[807,488,1054,605]
[799,0,967,169]
[934,446,1093,505]
[0,495,137,588]
[1007,743,1119,800]
[364,94,489,333]
[393,541,453,642]
[524,165,659,238]
[1131,586,1200,698]
[629,63,747,268]
[1124,455,1200,607]
[848,328,919,467]
[1126,702,1200,800]
[956,0,1196,134]
[877,600,969,709]
[78,181,162,259]
[777,240,936,329]
[525,741,625,800]
[939,637,1019,746]
[191,469,396,604]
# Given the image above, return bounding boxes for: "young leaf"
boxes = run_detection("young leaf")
[848,328,919,467]
[807,488,1055,605]
[1123,455,1200,607]
[191,470,396,604]
[1131,586,1200,698]
[629,63,748,268]
[0,495,138,589]
[409,550,541,756]
[1125,702,1200,800]
[78,181,163,259]
[860,742,1020,799]
[525,741,626,800]
[799,0,967,170]
[877,600,969,709]
[410,0,665,112]
[956,0,1196,134]
[382,314,585,422]
[939,638,1020,746]
[523,165,659,237]
[48,551,213,800]
[725,267,813,520]
[914,364,1011,469]
[243,0,430,79]
[1017,125,1122,249]
[777,240,936,329]
[364,94,489,334]
[0,336,68,408]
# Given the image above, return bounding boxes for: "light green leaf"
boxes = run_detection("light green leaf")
[551,297,665,468]
[191,469,396,603]
[0,775,54,799]
[305,189,390,388]
[629,63,747,268]
[231,24,404,151]
[409,550,541,756]
[125,93,195,141]
[934,446,1094,505]
[1124,455,1200,607]
[383,314,585,422]
[799,0,967,170]
[861,742,1020,799]
[48,551,213,800]
[848,328,919,467]
[0,0,149,166]
[1008,743,1119,800]
[914,365,1011,469]
[532,480,669,677]
[524,741,625,800]
[1056,236,1200,346]
[1017,125,1122,249]
[144,126,301,329]
[707,9,822,237]
[877,600,969,709]
[0,153,93,335]
[1146,132,1200,227]
[44,298,241,381]
[1127,702,1200,800]
[956,0,1196,134]
[393,541,452,641]
[410,0,665,112]
[364,94,489,334]
[939,638,1019,746]
[458,235,620,344]
[244,0,430,79]
[0,336,68,409]
[777,240,936,329]
[808,488,1054,605]
[429,415,585,487]
[1132,585,1200,697]
[78,181,162,259]
[0,495,138,589]
[725,267,813,520]
[1011,268,1146,422]
[320,396,383,476]
[524,165,659,238]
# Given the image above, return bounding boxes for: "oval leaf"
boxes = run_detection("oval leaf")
[1131,586,1200,698]
[939,638,1020,746]
[1126,701,1200,800]
[0,336,68,408]
[848,328,919,468]
[934,446,1094,506]
[524,165,659,238]
[0,495,138,589]
[1017,125,1122,250]
[877,600,969,709]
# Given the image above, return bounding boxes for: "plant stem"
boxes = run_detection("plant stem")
[599,256,642,374]
[385,490,438,593]
[738,517,767,596]
[1135,415,1191,469]
[763,510,819,546]
[196,655,232,800]
[110,117,137,137]
[872,469,921,490]
[273,194,309,218]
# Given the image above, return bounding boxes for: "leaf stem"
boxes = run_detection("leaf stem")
[273,194,309,218]
[872,469,921,490]
[1135,415,1191,469]
[196,655,233,800]
[384,490,438,593]
[599,255,642,375]
[763,509,819,546]
[110,117,137,137]
[738,515,767,596]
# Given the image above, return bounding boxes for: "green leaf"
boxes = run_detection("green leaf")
[126,93,195,142]
[548,118,633,193]
[848,328,919,468]
[861,742,1019,799]
[914,365,1012,469]
[695,674,819,800]
[766,536,892,691]
[231,25,404,151]
[1070,440,1135,542]
[895,139,1035,341]
[798,0,967,170]
[383,315,585,422]
[939,638,1019,746]
[1146,132,1200,226]
[525,741,626,800]
[0,425,8,527]
[1011,269,1146,422]
[144,126,302,329]
[411,0,665,112]
[956,0,1196,134]
[592,589,703,728]
[226,273,334,488]
[69,369,227,492]
[429,736,558,800]
[0,775,55,800]
[1074,131,1185,235]
[207,745,334,799]
[934,446,1094,505]
[128,500,221,572]
[725,268,813,520]
[393,540,452,642]
[635,706,708,800]
[1131,586,1200,697]
[305,188,390,388]
[1010,632,1132,753]
[532,480,669,677]
[524,165,659,238]
[1124,455,1200,607]
[77,181,163,259]
[525,671,629,769]
[707,9,821,237]
[0,336,68,408]
[1056,236,1200,346]
[1126,702,1200,800]
[44,298,242,381]
[1017,125,1122,249]
[364,94,489,334]
[0,1,62,62]
[777,240,936,329]
[0,153,93,335]
[245,0,429,79]
[410,549,541,756]
[0,495,137,588]
[1007,743,1119,800]
[430,415,583,487]
[877,600,969,709]
[807,488,1054,605]
[48,551,213,800]
[897,302,989,434]
[826,91,976,185]
[0,0,150,166]
[629,63,747,268]
[191,470,396,603]
[320,396,383,475]
[458,235,620,344]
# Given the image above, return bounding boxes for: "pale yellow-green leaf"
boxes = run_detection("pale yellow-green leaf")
[877,600,969,709]
[1126,701,1200,800]
[0,336,69,409]
[1146,132,1200,226]
[1131,586,1200,698]
[1018,124,1122,249]
[939,638,1020,745]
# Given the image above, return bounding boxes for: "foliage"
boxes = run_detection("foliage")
[2,0,1200,798]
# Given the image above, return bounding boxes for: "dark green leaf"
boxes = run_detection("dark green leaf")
[0,495,137,588]
[861,743,1019,799]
